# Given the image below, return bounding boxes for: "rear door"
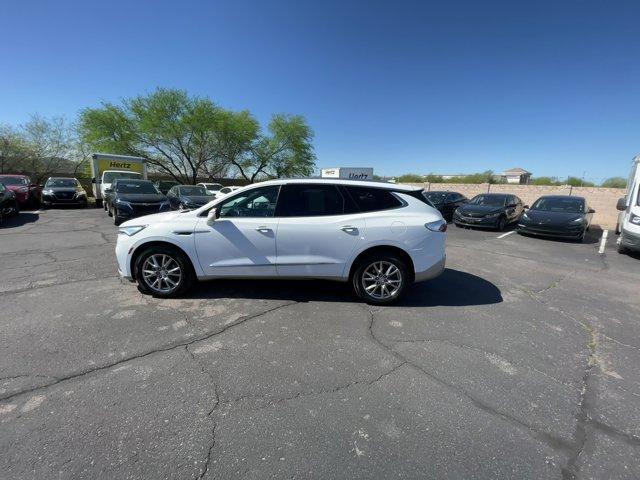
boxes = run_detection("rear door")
[275,183,364,279]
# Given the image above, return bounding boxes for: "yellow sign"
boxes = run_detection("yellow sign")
[97,159,145,174]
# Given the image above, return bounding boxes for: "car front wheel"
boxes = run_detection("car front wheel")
[496,216,507,231]
[135,246,194,297]
[353,255,408,305]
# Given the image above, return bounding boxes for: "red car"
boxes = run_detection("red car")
[0,174,42,207]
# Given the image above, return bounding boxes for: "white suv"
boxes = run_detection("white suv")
[115,179,447,304]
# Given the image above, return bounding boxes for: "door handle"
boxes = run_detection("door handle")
[255,226,272,233]
[341,225,358,233]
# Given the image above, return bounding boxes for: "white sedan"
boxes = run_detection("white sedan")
[115,178,446,304]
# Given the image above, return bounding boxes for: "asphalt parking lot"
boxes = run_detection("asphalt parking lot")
[1,207,639,479]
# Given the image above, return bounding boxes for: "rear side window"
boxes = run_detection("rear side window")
[277,184,345,217]
[346,186,403,212]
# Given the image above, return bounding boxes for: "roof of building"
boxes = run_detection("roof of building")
[503,167,531,175]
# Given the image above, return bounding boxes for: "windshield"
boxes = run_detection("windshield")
[179,186,211,196]
[425,192,447,204]
[531,197,585,213]
[45,179,78,188]
[468,195,506,207]
[103,171,141,184]
[0,176,29,186]
[116,182,159,194]
[158,181,178,187]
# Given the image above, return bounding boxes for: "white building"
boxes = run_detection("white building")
[501,167,532,184]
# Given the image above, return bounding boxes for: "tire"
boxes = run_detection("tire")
[454,222,462,228]
[96,199,103,208]
[135,246,194,298]
[352,254,409,305]
[576,230,586,243]
[617,240,628,255]
[496,216,507,231]
[107,205,113,217]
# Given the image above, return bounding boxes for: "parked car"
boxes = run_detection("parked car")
[41,177,88,207]
[196,182,223,195]
[154,180,180,195]
[106,179,170,226]
[0,174,41,207]
[615,156,640,254]
[517,195,594,241]
[115,179,447,304]
[423,191,468,221]
[166,185,216,210]
[0,183,19,224]
[214,185,242,198]
[453,193,525,231]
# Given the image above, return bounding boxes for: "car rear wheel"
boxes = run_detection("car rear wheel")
[135,246,194,297]
[353,255,408,305]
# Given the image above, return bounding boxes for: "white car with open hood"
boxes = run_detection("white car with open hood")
[115,178,447,304]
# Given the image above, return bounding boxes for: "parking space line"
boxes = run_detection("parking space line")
[598,229,609,254]
[497,231,515,239]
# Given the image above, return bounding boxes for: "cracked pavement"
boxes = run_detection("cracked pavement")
[1,209,639,479]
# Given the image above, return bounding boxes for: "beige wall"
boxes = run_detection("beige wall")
[406,183,625,228]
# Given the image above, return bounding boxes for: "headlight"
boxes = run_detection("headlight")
[160,200,171,208]
[17,186,29,193]
[76,190,86,196]
[42,189,54,195]
[425,219,447,232]
[522,212,530,220]
[571,217,585,223]
[115,199,131,208]
[629,213,640,225]
[118,225,147,236]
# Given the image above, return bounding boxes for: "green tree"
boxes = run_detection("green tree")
[0,124,26,174]
[531,176,561,186]
[566,176,594,187]
[601,177,626,188]
[79,88,315,184]
[396,173,425,183]
[424,173,444,183]
[233,114,315,182]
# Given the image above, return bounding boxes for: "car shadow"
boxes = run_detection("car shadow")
[0,212,39,228]
[183,268,502,308]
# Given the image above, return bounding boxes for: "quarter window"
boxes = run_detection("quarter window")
[345,186,403,212]
[218,185,280,218]
[276,184,344,217]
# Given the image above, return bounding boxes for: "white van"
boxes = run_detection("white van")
[616,155,640,254]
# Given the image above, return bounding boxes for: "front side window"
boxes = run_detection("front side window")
[346,186,403,213]
[277,184,344,217]
[218,185,279,218]
[425,192,447,204]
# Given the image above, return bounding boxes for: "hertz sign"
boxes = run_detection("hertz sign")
[98,159,144,174]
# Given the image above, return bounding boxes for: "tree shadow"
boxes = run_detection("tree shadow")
[183,268,502,308]
[0,212,39,228]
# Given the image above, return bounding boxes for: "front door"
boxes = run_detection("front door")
[194,185,280,277]
[274,183,364,279]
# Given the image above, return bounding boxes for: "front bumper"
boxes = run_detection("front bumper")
[454,215,500,228]
[620,228,640,251]
[43,194,87,205]
[517,223,585,239]
[114,204,170,221]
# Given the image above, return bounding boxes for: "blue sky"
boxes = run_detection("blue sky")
[1,0,639,181]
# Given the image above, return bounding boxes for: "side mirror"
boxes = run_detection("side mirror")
[616,196,627,211]
[523,205,529,209]
[206,208,218,226]
[105,188,113,193]
[91,177,96,184]
[588,208,595,214]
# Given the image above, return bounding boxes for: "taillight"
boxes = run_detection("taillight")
[425,219,447,232]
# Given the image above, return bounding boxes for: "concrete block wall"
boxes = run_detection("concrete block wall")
[407,183,626,229]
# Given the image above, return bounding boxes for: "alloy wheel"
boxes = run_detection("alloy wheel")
[361,261,403,300]
[141,254,183,294]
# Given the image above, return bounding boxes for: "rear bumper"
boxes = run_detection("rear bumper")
[620,228,640,251]
[414,255,446,282]
[517,223,584,239]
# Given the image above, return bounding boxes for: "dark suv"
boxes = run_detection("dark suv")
[106,179,170,225]
[42,177,88,207]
